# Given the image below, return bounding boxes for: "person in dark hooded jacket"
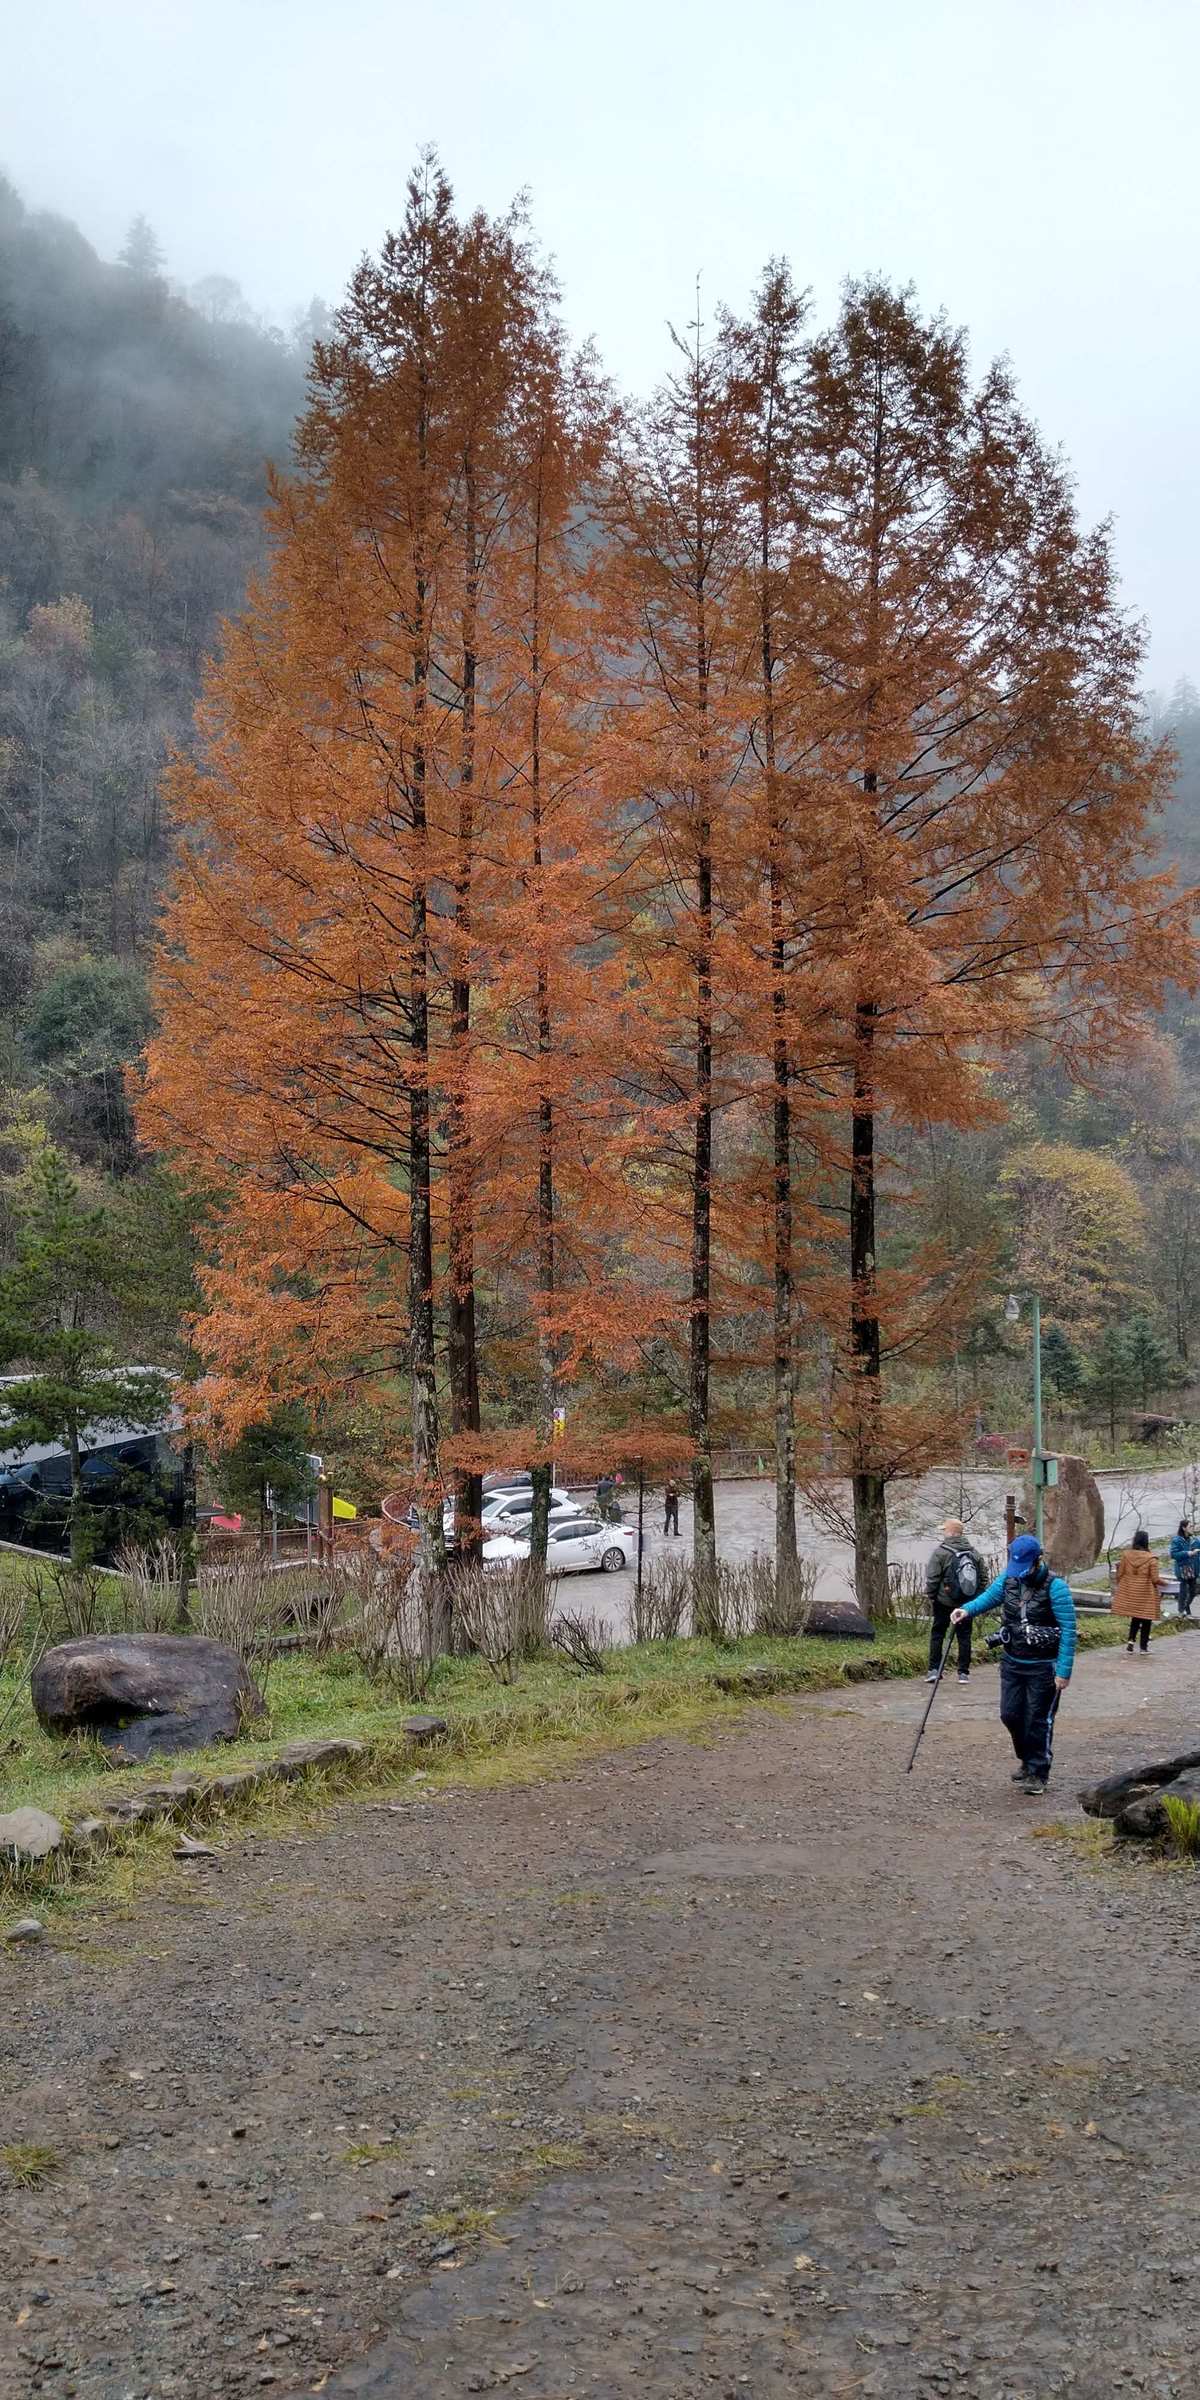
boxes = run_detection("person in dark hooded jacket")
[923,1516,985,1684]
[952,1533,1076,1796]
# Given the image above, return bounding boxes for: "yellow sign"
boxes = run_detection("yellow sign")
[332,1495,357,1521]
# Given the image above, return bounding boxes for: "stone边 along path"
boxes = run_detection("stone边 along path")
[4,1636,1200,2397]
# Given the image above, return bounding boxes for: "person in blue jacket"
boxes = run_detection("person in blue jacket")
[1169,1519,1197,1617]
[951,1532,1076,1796]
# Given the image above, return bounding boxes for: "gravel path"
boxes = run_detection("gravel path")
[4,1634,1200,2398]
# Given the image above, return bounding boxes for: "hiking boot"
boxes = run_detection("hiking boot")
[1021,1775,1048,1796]
[1011,1767,1028,1782]
[925,1669,939,1683]
[957,1673,970,1685]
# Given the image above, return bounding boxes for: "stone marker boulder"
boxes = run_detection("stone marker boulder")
[0,1806,64,1864]
[1080,1747,1200,1838]
[32,1635,264,1762]
[1021,1453,1104,1577]
[808,1600,875,1642]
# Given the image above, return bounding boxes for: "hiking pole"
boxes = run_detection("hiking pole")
[906,1633,953,1774]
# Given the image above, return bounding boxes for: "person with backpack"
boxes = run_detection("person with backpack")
[950,1532,1076,1795]
[1169,1518,1196,1616]
[923,1516,985,1685]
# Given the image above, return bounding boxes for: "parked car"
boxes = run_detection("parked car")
[483,1517,635,1576]
[483,1489,574,1534]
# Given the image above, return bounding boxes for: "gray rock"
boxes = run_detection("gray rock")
[1022,1453,1104,1576]
[1080,1748,1200,1820]
[67,1816,108,1850]
[0,1806,64,1862]
[403,1715,449,1743]
[31,1634,264,1761]
[4,1917,45,1942]
[271,1738,366,1780]
[808,1601,875,1641]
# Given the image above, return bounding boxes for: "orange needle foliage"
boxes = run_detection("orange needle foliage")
[141,165,1192,1619]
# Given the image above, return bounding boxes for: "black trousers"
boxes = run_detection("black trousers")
[929,1600,971,1675]
[1126,1616,1152,1652]
[663,1496,679,1536]
[1000,1656,1059,1779]
[1178,1577,1196,1616]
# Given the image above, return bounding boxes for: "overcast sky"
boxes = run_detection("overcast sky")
[6,0,1197,687]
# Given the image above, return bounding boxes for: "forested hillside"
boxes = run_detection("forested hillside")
[0,172,307,1174]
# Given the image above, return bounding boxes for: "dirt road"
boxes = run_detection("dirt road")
[5,1637,1200,2399]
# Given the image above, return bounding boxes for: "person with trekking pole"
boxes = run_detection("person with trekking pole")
[950,1532,1076,1796]
[923,1516,984,1686]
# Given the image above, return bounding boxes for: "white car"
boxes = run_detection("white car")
[481,1487,572,1534]
[483,1517,635,1576]
[444,1484,571,1538]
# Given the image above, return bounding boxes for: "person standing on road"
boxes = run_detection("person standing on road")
[1169,1519,1196,1617]
[663,1477,680,1537]
[924,1516,985,1686]
[950,1532,1076,1796]
[1112,1526,1162,1654]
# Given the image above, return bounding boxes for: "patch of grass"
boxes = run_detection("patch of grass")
[342,2138,407,2169]
[521,2140,585,2172]
[419,2204,499,2241]
[1,2141,59,2188]
[1162,1796,1200,1859]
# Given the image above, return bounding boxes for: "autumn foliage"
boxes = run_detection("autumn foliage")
[141,156,1192,1616]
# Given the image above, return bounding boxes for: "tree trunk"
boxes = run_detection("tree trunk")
[411,464,447,1646]
[763,615,798,1600]
[67,1418,86,1571]
[529,451,556,1574]
[448,459,483,1565]
[850,995,888,1617]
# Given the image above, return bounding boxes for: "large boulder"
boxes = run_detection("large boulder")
[807,1599,875,1642]
[32,1635,264,1762]
[1079,1748,1200,1819]
[1022,1453,1104,1577]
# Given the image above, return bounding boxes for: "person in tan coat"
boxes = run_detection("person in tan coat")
[1111,1528,1162,1654]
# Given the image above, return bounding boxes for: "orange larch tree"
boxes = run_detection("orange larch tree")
[792,279,1188,1613]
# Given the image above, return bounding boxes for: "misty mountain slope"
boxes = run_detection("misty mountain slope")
[0,171,308,1168]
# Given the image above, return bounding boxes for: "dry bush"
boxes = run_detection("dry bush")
[552,1610,609,1676]
[0,1586,24,1673]
[452,1558,552,1683]
[193,1553,290,1694]
[36,1560,110,1643]
[630,1554,692,1643]
[115,1539,187,1634]
[694,1558,756,1646]
[752,1553,818,1637]
[340,1553,436,1699]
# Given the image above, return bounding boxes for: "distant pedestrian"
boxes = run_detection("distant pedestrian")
[923,1516,985,1685]
[1112,1527,1162,1654]
[595,1473,616,1522]
[951,1533,1075,1795]
[663,1477,680,1537]
[1169,1518,1196,1617]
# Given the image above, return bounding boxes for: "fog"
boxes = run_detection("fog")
[6,0,1199,685]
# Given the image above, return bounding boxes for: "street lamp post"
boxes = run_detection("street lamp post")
[1005,1291,1046,1543]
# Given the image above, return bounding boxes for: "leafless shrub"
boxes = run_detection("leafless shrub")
[115,1540,186,1634]
[695,1559,756,1646]
[0,1586,24,1677]
[193,1554,290,1696]
[452,1558,553,1682]
[753,1553,819,1637]
[340,1552,436,1699]
[37,1561,109,1643]
[630,1554,692,1643]
[552,1611,609,1676]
